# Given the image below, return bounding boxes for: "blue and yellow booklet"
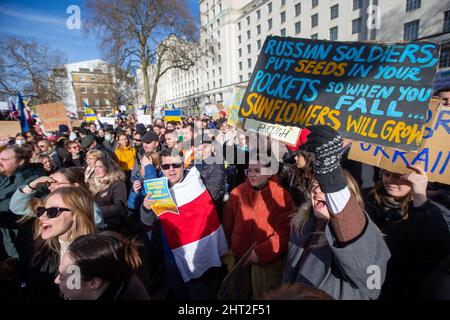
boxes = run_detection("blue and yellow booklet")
[143,177,179,216]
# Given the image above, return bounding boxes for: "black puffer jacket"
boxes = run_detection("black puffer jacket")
[365,193,450,299]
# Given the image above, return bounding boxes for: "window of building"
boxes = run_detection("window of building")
[257,39,262,50]
[406,0,421,12]
[93,87,98,94]
[247,44,251,54]
[353,0,362,10]
[281,11,286,24]
[247,58,251,68]
[238,35,241,44]
[312,0,319,8]
[219,67,222,75]
[213,81,216,88]
[217,31,220,38]
[218,55,221,63]
[239,48,242,57]
[80,86,87,93]
[256,9,261,20]
[330,4,339,19]
[219,3,222,11]
[280,28,286,36]
[238,22,241,30]
[330,26,338,40]
[268,2,272,13]
[404,20,419,41]
[295,21,301,34]
[247,16,250,25]
[311,13,318,27]
[104,87,108,94]
[295,3,301,16]
[352,17,362,34]
[311,33,318,39]
[94,99,100,106]
[104,99,110,106]
[248,72,252,79]
[257,24,261,35]
[281,0,286,6]
[212,69,215,77]
[444,10,450,33]
[80,75,85,81]
[439,47,450,68]
[247,30,251,39]
[239,75,243,82]
[268,18,273,30]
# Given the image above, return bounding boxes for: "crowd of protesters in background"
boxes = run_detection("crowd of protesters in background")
[1,93,450,300]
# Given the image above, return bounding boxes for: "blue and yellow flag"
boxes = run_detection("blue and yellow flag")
[83,101,97,122]
[164,109,181,122]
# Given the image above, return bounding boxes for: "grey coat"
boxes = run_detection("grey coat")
[282,213,391,300]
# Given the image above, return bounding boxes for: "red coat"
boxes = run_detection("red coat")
[223,178,295,265]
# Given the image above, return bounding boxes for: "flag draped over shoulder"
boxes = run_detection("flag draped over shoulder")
[159,167,228,282]
[83,101,97,122]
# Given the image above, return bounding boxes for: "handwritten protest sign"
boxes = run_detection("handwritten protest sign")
[0,121,21,139]
[244,118,301,147]
[349,98,450,184]
[239,36,440,151]
[143,177,179,216]
[36,103,71,132]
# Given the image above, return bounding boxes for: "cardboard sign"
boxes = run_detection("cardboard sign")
[217,242,256,300]
[137,115,152,126]
[433,67,450,93]
[143,177,179,216]
[244,118,301,147]
[36,102,71,132]
[164,109,181,122]
[0,121,21,138]
[239,36,440,151]
[349,98,450,184]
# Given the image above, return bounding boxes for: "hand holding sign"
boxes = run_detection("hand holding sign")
[143,192,156,210]
[405,165,428,208]
[305,125,346,193]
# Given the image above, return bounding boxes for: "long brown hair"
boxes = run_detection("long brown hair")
[67,231,141,282]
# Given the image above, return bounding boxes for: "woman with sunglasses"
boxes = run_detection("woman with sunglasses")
[10,167,105,228]
[365,167,450,299]
[23,186,96,300]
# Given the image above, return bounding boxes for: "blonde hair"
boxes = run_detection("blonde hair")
[34,186,97,255]
[86,149,104,159]
[291,170,364,248]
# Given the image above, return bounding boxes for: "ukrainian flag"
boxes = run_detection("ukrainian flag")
[83,101,97,122]
[164,109,181,122]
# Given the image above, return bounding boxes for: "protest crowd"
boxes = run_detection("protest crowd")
[0,87,449,301]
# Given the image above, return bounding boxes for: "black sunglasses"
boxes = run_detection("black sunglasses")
[36,207,70,218]
[161,163,183,170]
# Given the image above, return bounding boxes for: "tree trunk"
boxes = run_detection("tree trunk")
[150,56,162,116]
